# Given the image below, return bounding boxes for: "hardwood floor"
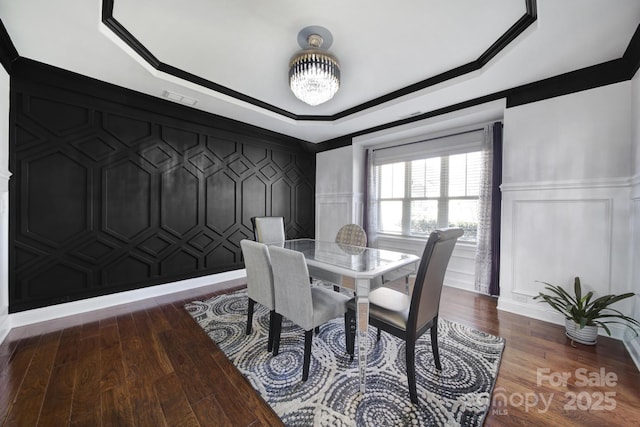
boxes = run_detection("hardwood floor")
[0,280,638,426]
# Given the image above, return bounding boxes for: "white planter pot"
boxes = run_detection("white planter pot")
[565,319,598,345]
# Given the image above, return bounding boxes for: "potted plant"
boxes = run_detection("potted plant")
[534,276,640,345]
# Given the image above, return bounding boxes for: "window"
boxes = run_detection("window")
[376,150,482,243]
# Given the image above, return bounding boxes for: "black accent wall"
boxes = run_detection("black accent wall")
[9,59,315,313]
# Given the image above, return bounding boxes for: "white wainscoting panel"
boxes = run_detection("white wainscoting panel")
[377,235,476,291]
[626,294,640,371]
[0,183,9,344]
[510,198,612,297]
[625,189,640,369]
[499,180,633,340]
[315,193,354,241]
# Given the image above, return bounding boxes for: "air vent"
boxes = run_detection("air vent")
[162,90,198,106]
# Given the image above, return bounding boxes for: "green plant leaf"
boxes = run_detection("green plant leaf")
[582,291,594,310]
[592,321,612,336]
[534,279,638,335]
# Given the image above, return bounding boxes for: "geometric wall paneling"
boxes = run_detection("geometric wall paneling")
[205,243,239,269]
[23,150,90,246]
[103,112,152,146]
[160,165,199,238]
[139,139,176,168]
[74,237,118,264]
[103,159,152,241]
[241,175,269,226]
[205,171,237,234]
[188,231,215,252]
[26,262,91,301]
[295,180,315,232]
[160,247,200,276]
[73,134,118,162]
[271,178,292,221]
[102,253,154,288]
[15,124,45,149]
[228,157,251,176]
[138,233,174,257]
[13,243,48,271]
[9,60,315,312]
[242,144,268,166]
[207,135,238,160]
[272,150,293,170]
[188,151,216,173]
[24,96,92,137]
[160,125,199,154]
[259,164,278,180]
[285,167,300,183]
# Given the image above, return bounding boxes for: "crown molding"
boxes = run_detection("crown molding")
[0,19,18,74]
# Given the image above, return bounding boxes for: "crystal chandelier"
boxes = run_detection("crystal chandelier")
[289,26,340,106]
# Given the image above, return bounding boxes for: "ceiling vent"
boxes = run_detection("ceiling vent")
[162,90,198,106]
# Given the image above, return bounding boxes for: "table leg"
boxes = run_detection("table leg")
[355,278,370,393]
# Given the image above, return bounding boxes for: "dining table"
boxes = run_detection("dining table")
[277,238,420,393]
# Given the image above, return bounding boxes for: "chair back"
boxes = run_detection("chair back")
[335,223,367,247]
[269,246,314,331]
[240,239,275,310]
[251,216,285,244]
[409,228,463,333]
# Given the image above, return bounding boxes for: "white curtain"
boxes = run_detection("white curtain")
[365,148,379,248]
[474,125,494,294]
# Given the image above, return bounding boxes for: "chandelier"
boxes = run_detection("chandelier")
[289,26,340,106]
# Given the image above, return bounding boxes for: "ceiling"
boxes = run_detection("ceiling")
[1,0,640,143]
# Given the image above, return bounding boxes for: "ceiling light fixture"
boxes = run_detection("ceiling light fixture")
[289,26,340,106]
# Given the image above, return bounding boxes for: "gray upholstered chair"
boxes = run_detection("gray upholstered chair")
[346,227,463,403]
[251,216,285,244]
[240,239,276,351]
[269,245,351,381]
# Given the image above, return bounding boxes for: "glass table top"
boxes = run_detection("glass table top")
[278,239,419,277]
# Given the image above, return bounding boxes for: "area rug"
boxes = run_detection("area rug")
[185,289,505,426]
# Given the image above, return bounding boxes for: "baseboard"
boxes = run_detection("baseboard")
[0,306,9,345]
[498,296,560,322]
[623,335,640,372]
[8,269,246,331]
[443,280,475,292]
[498,297,628,341]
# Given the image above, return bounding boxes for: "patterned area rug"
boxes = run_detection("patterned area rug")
[185,289,505,426]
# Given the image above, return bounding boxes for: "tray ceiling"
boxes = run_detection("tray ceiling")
[1,0,639,143]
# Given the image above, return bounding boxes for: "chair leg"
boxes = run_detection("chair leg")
[302,329,313,381]
[272,313,283,356]
[314,326,320,335]
[406,336,418,404]
[345,311,355,360]
[246,298,255,335]
[376,327,382,342]
[267,310,276,352]
[431,317,442,370]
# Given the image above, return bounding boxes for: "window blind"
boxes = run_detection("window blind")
[371,129,484,166]
[372,128,486,241]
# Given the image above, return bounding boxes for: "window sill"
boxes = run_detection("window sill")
[376,233,477,247]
